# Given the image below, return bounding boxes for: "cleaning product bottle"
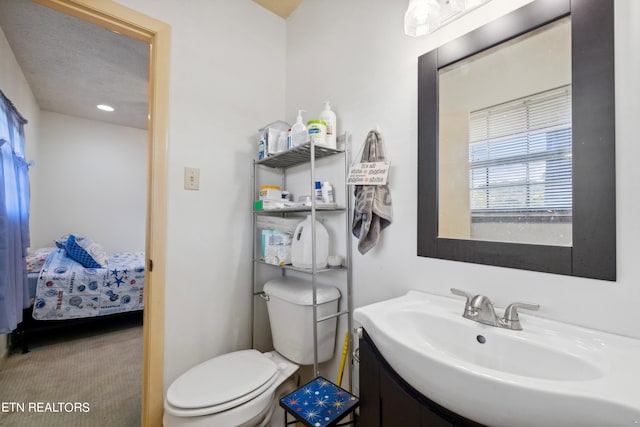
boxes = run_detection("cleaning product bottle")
[314,181,323,202]
[291,215,329,269]
[290,110,307,147]
[319,101,337,149]
[321,181,334,203]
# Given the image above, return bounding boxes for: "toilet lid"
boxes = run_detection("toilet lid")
[166,349,278,410]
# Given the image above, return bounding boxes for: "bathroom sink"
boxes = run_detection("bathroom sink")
[354,291,640,427]
[387,308,603,381]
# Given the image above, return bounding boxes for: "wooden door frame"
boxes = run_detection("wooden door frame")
[33,1,169,425]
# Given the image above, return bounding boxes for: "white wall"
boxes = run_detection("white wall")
[0,25,40,363]
[30,111,146,252]
[85,0,638,402]
[114,0,287,389]
[287,0,640,339]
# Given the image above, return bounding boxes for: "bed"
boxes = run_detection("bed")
[11,237,145,353]
[32,248,145,319]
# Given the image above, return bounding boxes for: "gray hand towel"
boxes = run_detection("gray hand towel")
[352,130,393,254]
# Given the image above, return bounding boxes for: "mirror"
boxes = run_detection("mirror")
[417,0,615,280]
[439,18,571,246]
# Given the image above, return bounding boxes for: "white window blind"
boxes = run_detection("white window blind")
[469,85,572,218]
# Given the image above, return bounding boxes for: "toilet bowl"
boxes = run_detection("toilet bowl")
[163,277,340,426]
[163,350,298,427]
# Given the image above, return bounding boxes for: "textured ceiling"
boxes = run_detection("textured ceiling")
[0,0,149,130]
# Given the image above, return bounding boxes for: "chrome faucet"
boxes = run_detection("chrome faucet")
[451,288,539,331]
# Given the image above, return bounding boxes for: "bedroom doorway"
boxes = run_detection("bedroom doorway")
[31,1,170,425]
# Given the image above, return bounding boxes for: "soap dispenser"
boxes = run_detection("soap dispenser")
[318,101,337,149]
[290,110,308,147]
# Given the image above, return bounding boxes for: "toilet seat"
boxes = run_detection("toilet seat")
[165,349,279,417]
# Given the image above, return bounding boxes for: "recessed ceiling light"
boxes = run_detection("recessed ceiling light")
[97,104,115,112]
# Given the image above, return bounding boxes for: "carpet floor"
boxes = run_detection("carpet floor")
[0,316,143,427]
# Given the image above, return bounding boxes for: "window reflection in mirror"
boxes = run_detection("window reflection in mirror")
[438,17,571,246]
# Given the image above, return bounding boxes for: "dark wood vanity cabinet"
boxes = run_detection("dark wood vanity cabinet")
[359,330,485,427]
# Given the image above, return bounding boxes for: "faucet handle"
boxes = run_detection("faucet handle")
[451,288,473,300]
[450,288,473,307]
[504,302,539,319]
[503,302,539,330]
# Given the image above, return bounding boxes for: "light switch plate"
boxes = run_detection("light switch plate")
[184,167,200,190]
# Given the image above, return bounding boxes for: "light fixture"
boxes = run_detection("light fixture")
[96,104,115,112]
[404,0,491,37]
[404,0,441,37]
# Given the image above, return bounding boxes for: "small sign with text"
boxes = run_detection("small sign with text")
[347,162,390,185]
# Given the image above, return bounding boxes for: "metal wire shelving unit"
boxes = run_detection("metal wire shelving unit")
[251,133,354,390]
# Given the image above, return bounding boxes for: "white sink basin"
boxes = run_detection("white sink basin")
[354,291,640,427]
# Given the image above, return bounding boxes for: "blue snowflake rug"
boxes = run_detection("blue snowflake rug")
[280,376,359,427]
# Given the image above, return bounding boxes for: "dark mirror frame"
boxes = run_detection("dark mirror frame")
[417,0,615,280]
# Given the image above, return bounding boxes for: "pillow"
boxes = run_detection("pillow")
[65,235,108,268]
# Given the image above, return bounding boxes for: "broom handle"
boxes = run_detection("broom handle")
[336,332,349,386]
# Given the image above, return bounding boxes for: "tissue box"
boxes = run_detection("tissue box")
[261,230,292,265]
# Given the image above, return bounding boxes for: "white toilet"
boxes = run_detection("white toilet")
[163,277,341,426]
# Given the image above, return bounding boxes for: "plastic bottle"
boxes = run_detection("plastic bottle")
[314,181,323,202]
[291,215,329,269]
[290,110,307,147]
[307,120,327,147]
[318,101,337,149]
[321,182,334,203]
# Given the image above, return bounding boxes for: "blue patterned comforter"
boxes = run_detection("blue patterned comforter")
[32,249,145,320]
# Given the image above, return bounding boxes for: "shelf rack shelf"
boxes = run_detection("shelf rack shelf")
[253,258,346,273]
[251,133,353,388]
[254,206,346,214]
[255,141,344,168]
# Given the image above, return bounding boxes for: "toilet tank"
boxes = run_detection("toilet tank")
[263,277,340,365]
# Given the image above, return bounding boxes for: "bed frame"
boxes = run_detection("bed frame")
[10,306,143,353]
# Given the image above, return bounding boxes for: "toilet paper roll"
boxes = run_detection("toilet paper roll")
[327,255,343,268]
